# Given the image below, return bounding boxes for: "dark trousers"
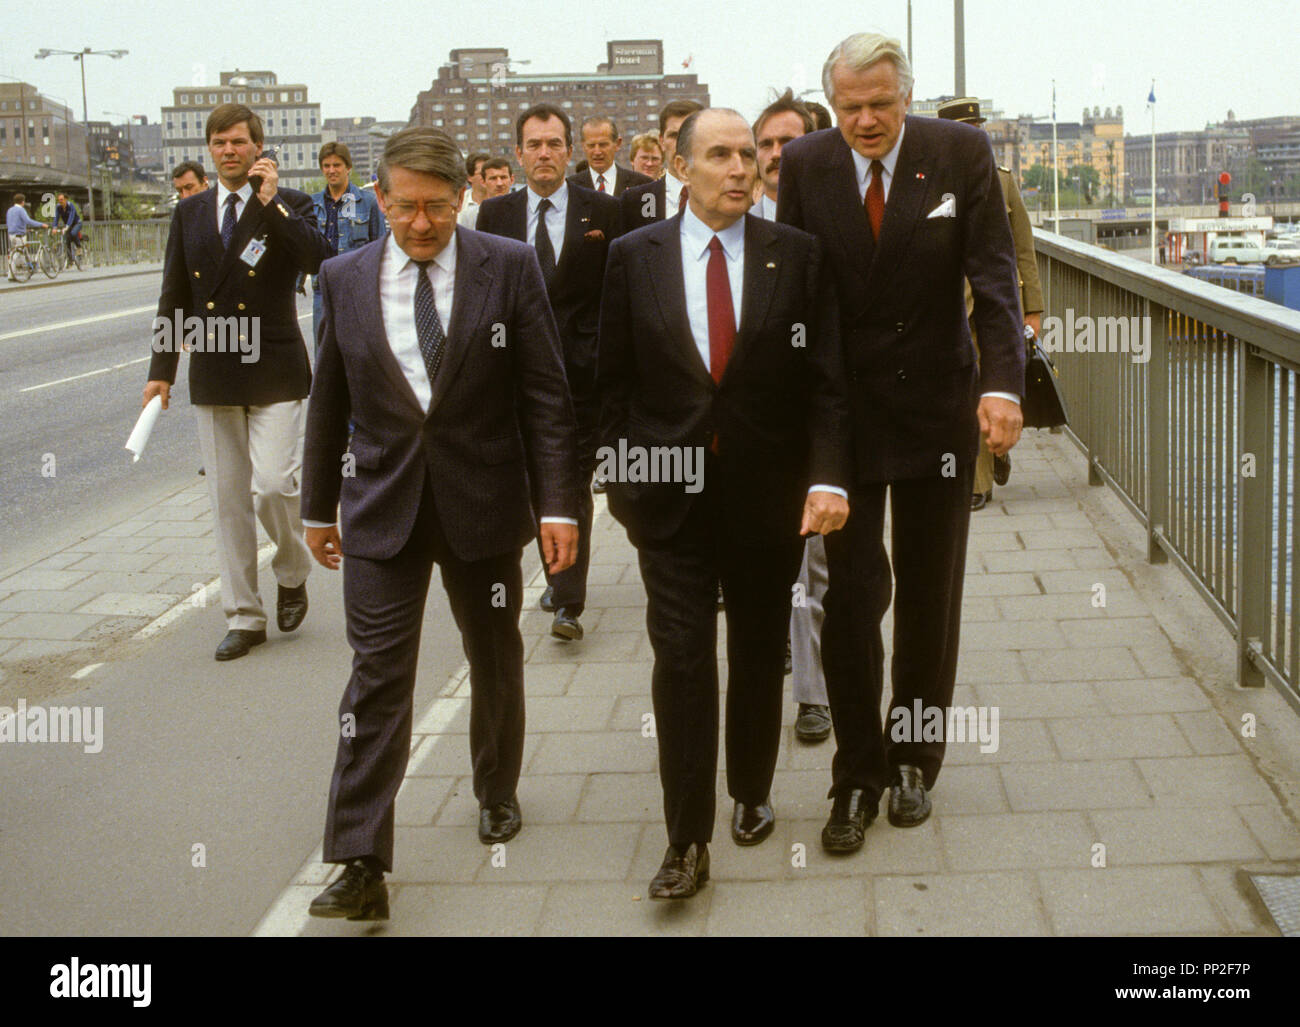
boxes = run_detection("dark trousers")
[820,463,974,803]
[323,477,526,873]
[636,488,804,847]
[537,394,596,615]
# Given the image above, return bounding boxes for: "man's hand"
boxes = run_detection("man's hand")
[539,523,578,574]
[250,156,279,206]
[143,380,171,410]
[307,525,343,570]
[1025,312,1042,339]
[978,395,1023,457]
[801,490,849,536]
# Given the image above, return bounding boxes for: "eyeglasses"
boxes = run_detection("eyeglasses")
[384,200,458,224]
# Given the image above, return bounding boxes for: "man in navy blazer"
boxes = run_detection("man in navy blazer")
[598,108,850,899]
[302,128,580,921]
[477,103,623,643]
[778,32,1025,852]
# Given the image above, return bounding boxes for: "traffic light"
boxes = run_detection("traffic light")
[1218,171,1231,216]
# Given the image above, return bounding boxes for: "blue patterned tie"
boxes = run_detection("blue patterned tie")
[413,260,447,385]
[221,193,239,250]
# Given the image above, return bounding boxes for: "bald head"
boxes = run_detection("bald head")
[674,108,753,170]
[672,108,758,232]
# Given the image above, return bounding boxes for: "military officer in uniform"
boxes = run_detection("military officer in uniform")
[936,98,1043,511]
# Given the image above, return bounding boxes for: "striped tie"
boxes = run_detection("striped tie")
[413,260,446,385]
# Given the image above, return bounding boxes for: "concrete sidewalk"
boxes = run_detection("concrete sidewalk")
[245,431,1300,937]
[0,261,162,293]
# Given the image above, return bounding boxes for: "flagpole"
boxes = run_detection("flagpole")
[1052,80,1059,233]
[1150,80,1157,264]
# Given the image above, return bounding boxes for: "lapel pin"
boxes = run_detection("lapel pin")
[766,261,776,268]
[916,172,926,180]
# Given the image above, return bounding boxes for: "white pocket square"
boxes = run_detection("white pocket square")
[926,195,956,219]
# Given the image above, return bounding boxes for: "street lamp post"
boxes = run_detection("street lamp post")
[34,46,128,223]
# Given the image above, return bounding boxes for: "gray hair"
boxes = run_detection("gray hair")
[675,108,752,169]
[377,127,466,192]
[822,32,914,106]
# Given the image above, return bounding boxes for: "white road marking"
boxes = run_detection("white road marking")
[16,309,309,392]
[21,356,150,393]
[0,304,155,342]
[71,663,104,680]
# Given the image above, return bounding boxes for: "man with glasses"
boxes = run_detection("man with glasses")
[302,127,579,919]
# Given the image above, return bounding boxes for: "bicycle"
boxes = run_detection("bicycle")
[5,233,56,282]
[51,227,87,273]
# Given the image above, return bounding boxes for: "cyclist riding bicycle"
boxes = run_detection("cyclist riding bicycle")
[54,194,84,266]
[5,192,47,280]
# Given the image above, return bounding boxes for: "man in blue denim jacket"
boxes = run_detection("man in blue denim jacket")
[301,141,385,342]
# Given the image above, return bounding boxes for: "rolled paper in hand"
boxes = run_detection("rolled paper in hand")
[126,394,163,463]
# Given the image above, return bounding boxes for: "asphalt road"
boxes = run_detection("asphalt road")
[0,276,518,934]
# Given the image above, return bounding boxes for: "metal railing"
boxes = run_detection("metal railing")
[1035,229,1300,709]
[0,218,167,267]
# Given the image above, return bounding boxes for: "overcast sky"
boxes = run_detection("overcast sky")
[1,0,1290,136]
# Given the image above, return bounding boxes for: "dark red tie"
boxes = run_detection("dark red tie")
[707,236,735,384]
[596,173,607,192]
[865,159,884,240]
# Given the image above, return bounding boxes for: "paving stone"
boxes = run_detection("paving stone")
[0,639,97,662]
[1047,714,1192,760]
[60,535,156,555]
[1173,711,1244,755]
[966,532,1025,553]
[408,732,541,778]
[472,823,641,882]
[74,593,184,618]
[95,520,151,538]
[1039,866,1225,935]
[1132,646,1188,678]
[143,554,223,576]
[522,695,618,733]
[529,730,657,774]
[70,571,176,593]
[961,573,1042,597]
[999,593,1146,621]
[522,662,576,696]
[0,569,92,591]
[528,630,640,664]
[973,681,1104,719]
[958,619,1069,651]
[970,513,1057,533]
[1000,759,1152,811]
[1195,865,1278,934]
[0,612,106,640]
[0,590,102,614]
[1019,529,1104,551]
[389,826,492,883]
[1091,677,1212,715]
[130,521,211,538]
[954,649,1026,684]
[1136,756,1276,808]
[537,880,711,936]
[1026,647,1144,682]
[64,551,169,573]
[1061,617,1170,650]
[938,812,1095,870]
[1036,569,1137,593]
[706,879,870,936]
[930,764,1010,814]
[394,776,457,827]
[874,872,1048,936]
[144,536,218,555]
[567,660,653,696]
[980,550,1078,574]
[959,597,1001,622]
[434,773,586,829]
[789,815,945,876]
[576,771,663,822]
[1235,804,1300,861]
[1089,808,1264,864]
[943,717,1057,766]
[582,584,647,607]
[21,553,88,571]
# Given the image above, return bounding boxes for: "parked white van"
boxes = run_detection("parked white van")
[1209,237,1266,264]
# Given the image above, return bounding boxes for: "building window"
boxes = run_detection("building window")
[223,92,231,101]
[432,118,444,127]
[453,103,466,112]
[180,95,189,105]
[476,118,488,126]
[433,103,444,111]
[496,102,508,111]
[208,93,217,103]
[252,92,260,102]
[476,102,488,111]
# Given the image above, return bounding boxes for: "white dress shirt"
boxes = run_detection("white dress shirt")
[457,197,479,228]
[305,230,574,527]
[526,181,568,260]
[851,125,1019,406]
[663,172,685,219]
[752,193,777,222]
[215,181,253,233]
[679,206,846,500]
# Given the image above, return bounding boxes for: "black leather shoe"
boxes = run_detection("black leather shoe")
[551,608,583,641]
[821,788,877,853]
[309,860,389,920]
[539,586,556,612]
[784,637,793,675]
[277,583,308,632]
[993,451,1011,486]
[214,628,266,661]
[648,843,709,899]
[970,490,991,511]
[888,764,932,827]
[795,703,832,743]
[478,795,522,844]
[731,799,775,846]
[592,476,608,494]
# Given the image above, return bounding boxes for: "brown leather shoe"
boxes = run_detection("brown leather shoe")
[731,799,775,846]
[309,860,389,921]
[888,764,933,827]
[648,843,710,899]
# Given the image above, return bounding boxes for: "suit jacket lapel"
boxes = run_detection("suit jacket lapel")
[213,192,265,289]
[826,135,874,298]
[865,118,933,295]
[430,226,490,414]
[554,185,590,283]
[356,241,423,417]
[645,219,714,390]
[726,215,779,382]
[503,187,528,242]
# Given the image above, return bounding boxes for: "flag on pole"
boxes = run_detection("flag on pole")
[1147,82,1156,107]
[682,54,693,69]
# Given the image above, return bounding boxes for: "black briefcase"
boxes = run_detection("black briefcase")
[1021,328,1069,429]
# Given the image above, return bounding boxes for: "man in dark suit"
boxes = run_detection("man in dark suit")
[778,32,1024,852]
[598,108,850,899]
[144,103,331,661]
[566,116,653,197]
[478,104,621,643]
[620,99,704,232]
[302,128,580,920]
